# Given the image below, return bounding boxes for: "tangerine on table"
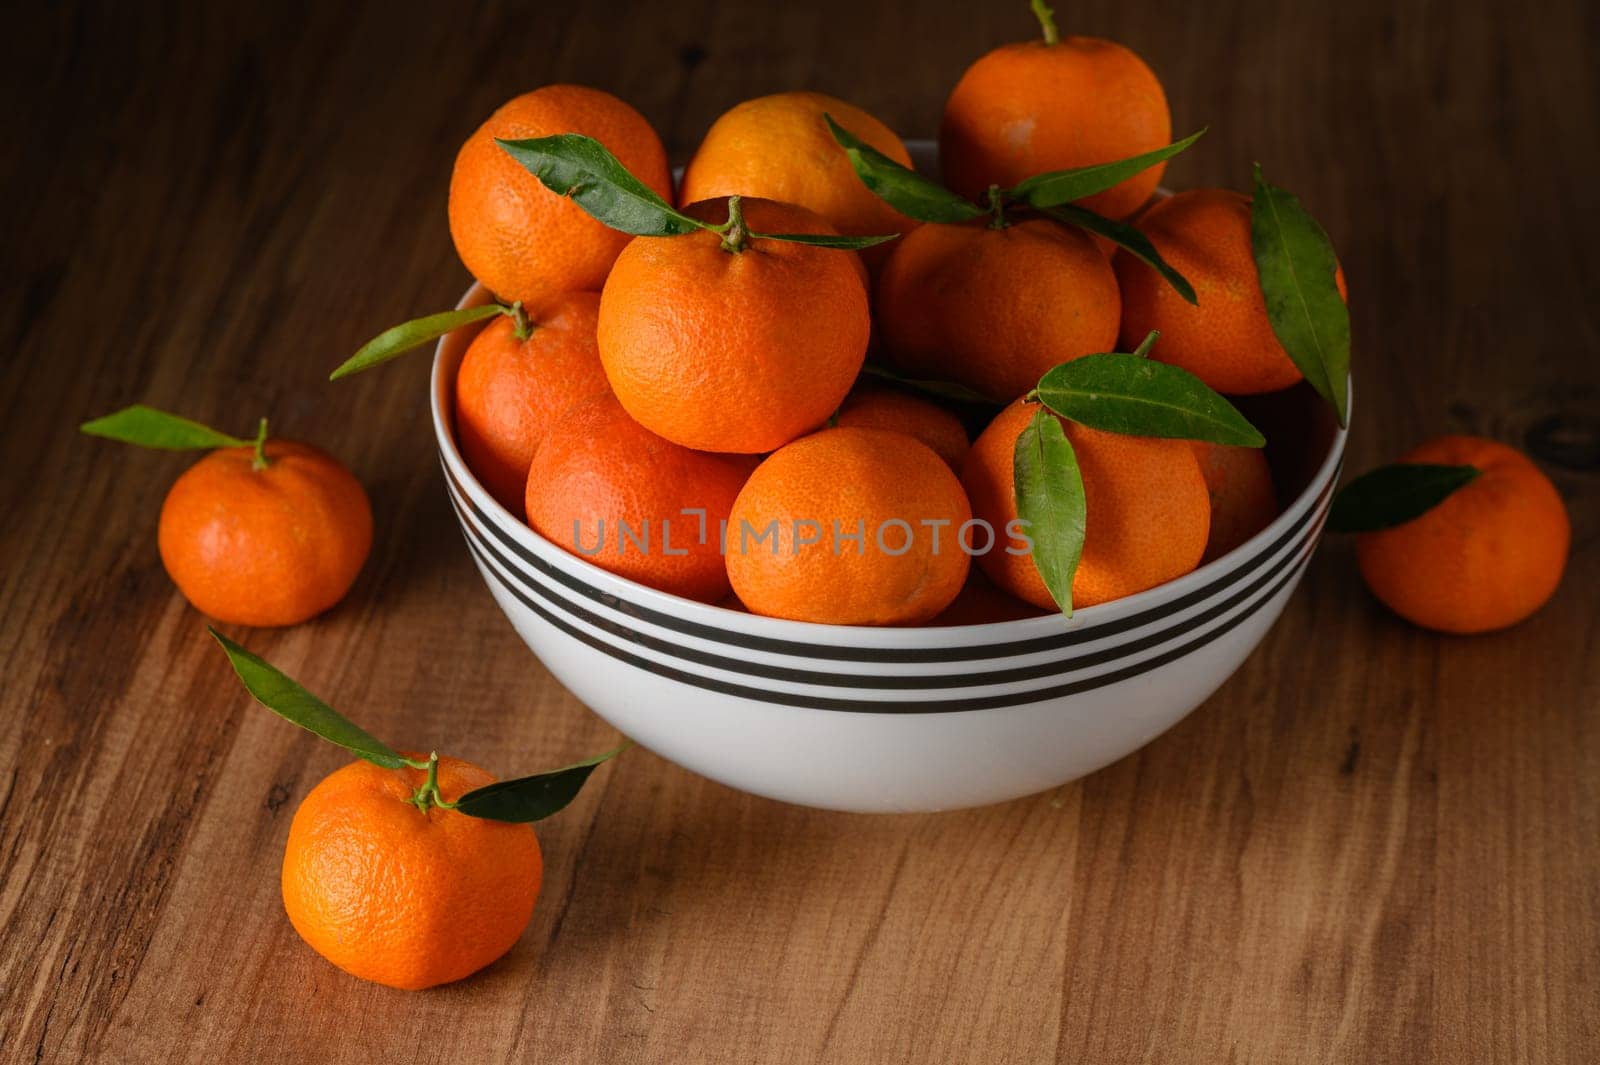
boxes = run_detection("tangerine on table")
[679,91,919,272]
[1115,189,1348,396]
[281,755,542,991]
[833,383,971,471]
[449,85,671,308]
[1190,440,1277,563]
[454,292,610,516]
[158,440,372,627]
[961,400,1210,610]
[940,22,1171,219]
[1356,435,1570,634]
[597,196,870,454]
[876,217,1120,403]
[726,427,972,625]
[524,393,754,603]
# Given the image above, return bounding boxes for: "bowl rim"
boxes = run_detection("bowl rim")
[432,281,1348,648]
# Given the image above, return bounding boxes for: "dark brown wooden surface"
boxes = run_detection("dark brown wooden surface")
[2,1,1596,1061]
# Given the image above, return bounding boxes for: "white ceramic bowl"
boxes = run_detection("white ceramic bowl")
[430,141,1346,811]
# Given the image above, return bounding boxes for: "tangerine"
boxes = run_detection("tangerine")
[726,427,972,625]
[1356,436,1570,634]
[1190,440,1277,563]
[524,393,753,602]
[1115,189,1348,395]
[449,85,671,308]
[281,755,541,991]
[158,439,372,627]
[961,400,1209,609]
[876,217,1120,402]
[597,196,870,453]
[454,292,610,515]
[941,24,1170,219]
[833,383,971,471]
[680,92,918,271]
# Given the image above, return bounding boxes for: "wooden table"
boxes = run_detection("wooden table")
[4,1,1595,1061]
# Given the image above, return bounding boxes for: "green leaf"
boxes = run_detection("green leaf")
[80,405,251,451]
[1250,164,1351,426]
[496,133,707,236]
[1009,128,1208,208]
[859,362,1001,406]
[208,628,406,770]
[1014,408,1086,616]
[331,304,508,380]
[453,742,632,823]
[1327,463,1481,533]
[825,114,987,224]
[1040,203,1197,304]
[1035,353,1265,446]
[751,230,901,250]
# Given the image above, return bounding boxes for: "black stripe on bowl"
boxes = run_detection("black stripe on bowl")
[442,457,1339,666]
[447,479,1329,691]
[456,512,1320,714]
[448,479,1324,703]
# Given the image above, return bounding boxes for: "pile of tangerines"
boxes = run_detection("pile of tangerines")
[77,0,1570,992]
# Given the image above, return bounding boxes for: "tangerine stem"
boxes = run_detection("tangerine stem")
[1132,330,1160,358]
[409,750,458,813]
[509,301,532,341]
[250,417,270,471]
[986,185,1009,230]
[720,194,748,253]
[1031,0,1060,45]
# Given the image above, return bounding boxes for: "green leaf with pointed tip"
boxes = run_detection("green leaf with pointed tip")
[1251,165,1350,426]
[331,304,508,380]
[209,628,406,769]
[825,114,987,224]
[1036,353,1265,446]
[858,362,1001,406]
[1327,463,1481,533]
[1040,203,1197,304]
[751,230,901,250]
[1009,128,1208,207]
[497,133,708,236]
[1014,408,1086,616]
[453,742,632,823]
[80,405,251,451]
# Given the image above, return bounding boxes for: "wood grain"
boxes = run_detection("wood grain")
[2,1,1596,1061]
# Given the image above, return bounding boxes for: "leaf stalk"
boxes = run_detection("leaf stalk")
[251,418,271,471]
[1031,0,1060,44]
[407,751,458,814]
[720,194,749,253]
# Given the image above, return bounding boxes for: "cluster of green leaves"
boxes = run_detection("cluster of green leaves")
[827,118,1352,429]
[1013,334,1265,616]
[210,628,626,822]
[827,117,1205,303]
